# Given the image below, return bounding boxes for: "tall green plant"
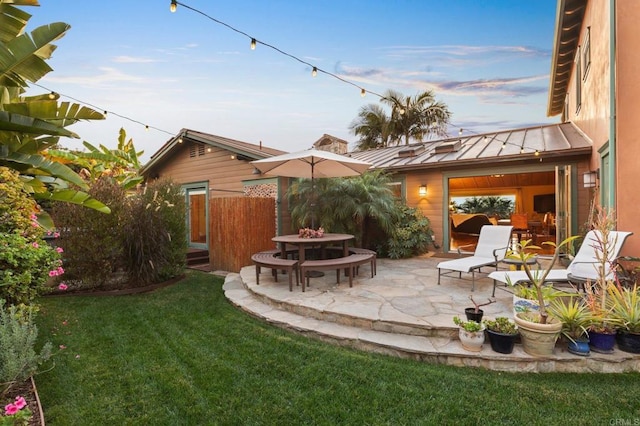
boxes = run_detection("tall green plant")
[0,167,62,305]
[0,1,109,219]
[122,179,187,285]
[51,177,127,290]
[287,170,399,247]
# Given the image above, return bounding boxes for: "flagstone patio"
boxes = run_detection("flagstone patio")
[223,254,640,373]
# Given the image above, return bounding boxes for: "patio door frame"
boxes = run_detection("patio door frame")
[183,182,209,250]
[442,163,579,253]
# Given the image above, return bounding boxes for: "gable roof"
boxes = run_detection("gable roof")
[141,129,286,175]
[547,0,587,116]
[348,122,592,171]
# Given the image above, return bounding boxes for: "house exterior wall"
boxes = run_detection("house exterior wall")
[150,141,259,197]
[615,0,640,255]
[403,170,445,249]
[558,0,640,255]
[565,0,610,169]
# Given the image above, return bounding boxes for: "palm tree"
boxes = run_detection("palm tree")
[287,170,400,247]
[350,89,451,149]
[380,89,451,145]
[349,104,393,151]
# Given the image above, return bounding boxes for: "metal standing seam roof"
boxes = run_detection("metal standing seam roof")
[347,122,592,171]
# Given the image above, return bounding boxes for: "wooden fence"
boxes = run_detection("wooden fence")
[209,197,276,272]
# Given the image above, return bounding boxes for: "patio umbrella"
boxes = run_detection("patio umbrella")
[251,148,372,228]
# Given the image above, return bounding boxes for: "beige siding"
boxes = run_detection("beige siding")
[404,171,445,250]
[150,142,259,196]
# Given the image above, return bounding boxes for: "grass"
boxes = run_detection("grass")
[35,270,640,425]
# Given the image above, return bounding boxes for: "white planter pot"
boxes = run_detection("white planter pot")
[458,326,485,352]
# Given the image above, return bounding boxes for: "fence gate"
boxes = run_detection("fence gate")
[209,197,276,272]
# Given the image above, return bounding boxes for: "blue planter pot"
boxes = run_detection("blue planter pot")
[589,331,616,354]
[567,338,590,356]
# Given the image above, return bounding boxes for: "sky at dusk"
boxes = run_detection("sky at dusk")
[26,0,559,162]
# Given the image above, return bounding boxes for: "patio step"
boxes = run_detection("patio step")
[223,271,640,373]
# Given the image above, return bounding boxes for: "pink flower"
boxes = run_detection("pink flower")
[48,270,57,277]
[58,283,68,291]
[14,397,26,410]
[32,242,39,248]
[54,232,60,238]
[59,345,66,350]
[57,266,65,275]
[55,247,64,253]
[30,214,37,220]
[4,403,18,415]
[31,221,38,227]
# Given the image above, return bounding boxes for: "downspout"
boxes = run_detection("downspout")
[608,0,617,208]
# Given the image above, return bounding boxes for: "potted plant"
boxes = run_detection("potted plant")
[483,317,519,354]
[465,295,495,322]
[582,207,622,353]
[548,296,595,356]
[507,237,578,356]
[512,283,565,315]
[607,283,640,354]
[453,316,485,352]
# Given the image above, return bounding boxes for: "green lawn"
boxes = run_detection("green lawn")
[36,270,640,425]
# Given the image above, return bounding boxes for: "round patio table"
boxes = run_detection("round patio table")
[272,233,354,264]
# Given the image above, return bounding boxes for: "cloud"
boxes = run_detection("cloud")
[113,56,160,64]
[43,67,151,87]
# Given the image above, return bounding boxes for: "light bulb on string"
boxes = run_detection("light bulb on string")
[145,125,150,131]
[520,147,524,154]
[250,38,256,50]
[535,149,540,156]
[170,0,177,12]
[458,128,463,136]
[311,67,317,77]
[48,91,56,99]
[360,88,366,97]
[103,111,108,117]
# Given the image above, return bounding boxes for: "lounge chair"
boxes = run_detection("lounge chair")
[437,225,513,291]
[489,230,633,296]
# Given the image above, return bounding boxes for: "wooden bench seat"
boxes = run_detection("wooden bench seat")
[348,248,377,275]
[251,252,299,291]
[299,253,375,291]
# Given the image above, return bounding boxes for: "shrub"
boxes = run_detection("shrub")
[0,168,63,305]
[52,177,127,290]
[0,301,52,397]
[122,179,187,285]
[383,205,434,259]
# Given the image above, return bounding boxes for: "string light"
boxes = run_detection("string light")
[48,91,56,99]
[311,67,317,77]
[170,2,385,100]
[170,0,177,12]
[458,128,463,136]
[535,149,540,156]
[145,125,150,131]
[30,82,177,139]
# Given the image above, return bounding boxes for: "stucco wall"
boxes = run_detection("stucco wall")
[614,0,640,255]
[565,0,610,173]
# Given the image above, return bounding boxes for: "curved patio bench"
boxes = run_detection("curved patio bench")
[300,253,375,292]
[348,248,377,275]
[251,251,299,291]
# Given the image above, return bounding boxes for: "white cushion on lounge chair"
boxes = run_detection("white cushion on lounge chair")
[488,230,633,291]
[437,225,513,291]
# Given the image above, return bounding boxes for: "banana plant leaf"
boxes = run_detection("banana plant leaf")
[2,151,87,188]
[35,189,111,214]
[0,110,77,136]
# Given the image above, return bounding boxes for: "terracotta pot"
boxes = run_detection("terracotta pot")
[514,313,562,356]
